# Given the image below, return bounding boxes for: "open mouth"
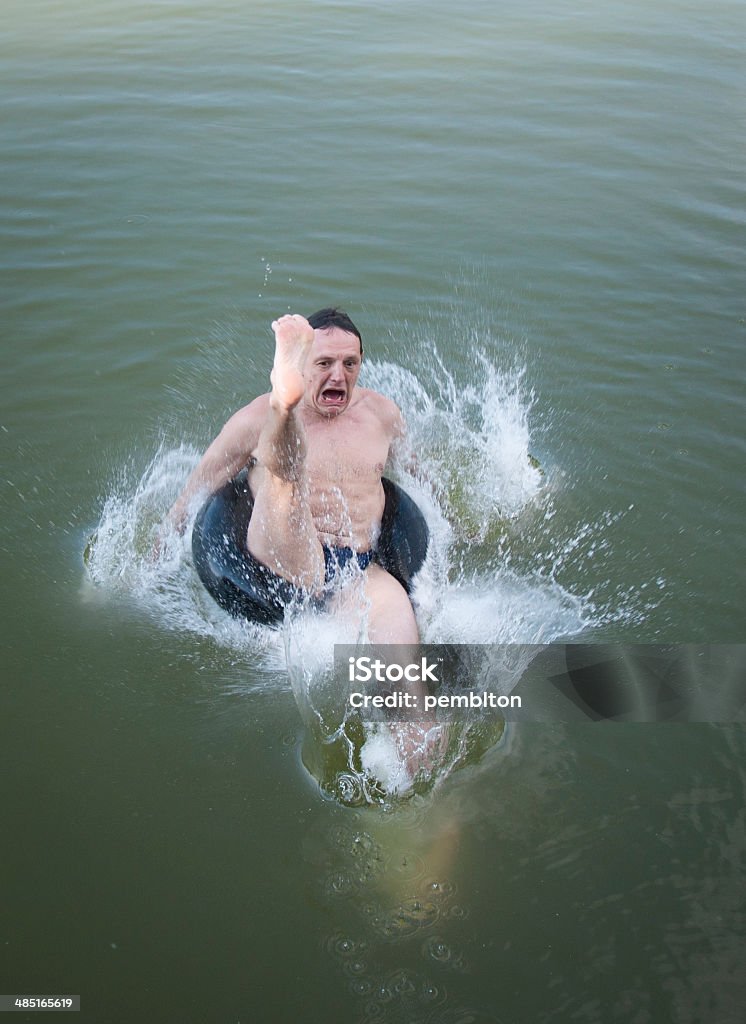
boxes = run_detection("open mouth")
[320,388,346,406]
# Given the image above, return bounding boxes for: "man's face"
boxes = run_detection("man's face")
[303,327,362,416]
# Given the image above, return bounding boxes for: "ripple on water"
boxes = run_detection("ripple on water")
[419,977,447,1005]
[387,850,426,882]
[363,997,387,1019]
[342,958,369,979]
[321,869,358,900]
[353,968,453,1023]
[326,933,368,961]
[316,826,386,900]
[360,900,381,921]
[422,878,457,901]
[372,896,441,940]
[334,772,367,805]
[423,936,469,973]
[383,800,429,833]
[349,977,374,997]
[383,968,419,998]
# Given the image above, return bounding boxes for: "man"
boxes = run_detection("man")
[166,308,420,643]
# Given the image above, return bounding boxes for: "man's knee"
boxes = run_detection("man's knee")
[365,565,419,643]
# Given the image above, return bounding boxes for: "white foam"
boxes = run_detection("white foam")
[360,725,414,796]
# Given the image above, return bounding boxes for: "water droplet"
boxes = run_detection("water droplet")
[327,933,363,959]
[424,878,456,899]
[419,979,445,1004]
[390,851,424,879]
[342,958,368,977]
[375,896,439,937]
[323,870,356,898]
[384,968,417,996]
[425,936,453,963]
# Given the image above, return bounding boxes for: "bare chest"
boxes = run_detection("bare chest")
[303,414,390,487]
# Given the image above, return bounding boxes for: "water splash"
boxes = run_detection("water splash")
[85,340,641,797]
[83,443,287,672]
[363,349,541,533]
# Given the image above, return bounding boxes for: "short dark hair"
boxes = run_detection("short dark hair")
[307,307,363,355]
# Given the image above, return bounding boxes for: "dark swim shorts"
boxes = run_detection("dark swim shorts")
[322,545,374,582]
[241,544,374,620]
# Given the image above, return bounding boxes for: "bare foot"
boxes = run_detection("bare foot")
[270,314,314,410]
[391,720,449,781]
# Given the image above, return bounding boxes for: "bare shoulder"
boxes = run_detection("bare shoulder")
[230,393,271,428]
[217,393,270,451]
[355,388,405,436]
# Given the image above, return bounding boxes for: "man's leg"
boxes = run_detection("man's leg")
[246,316,325,590]
[363,564,447,777]
[363,564,420,644]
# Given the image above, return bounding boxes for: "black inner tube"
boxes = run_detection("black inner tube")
[192,469,429,626]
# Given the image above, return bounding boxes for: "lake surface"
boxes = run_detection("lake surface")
[2,1,745,1021]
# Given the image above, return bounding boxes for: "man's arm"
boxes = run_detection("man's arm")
[166,396,268,532]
